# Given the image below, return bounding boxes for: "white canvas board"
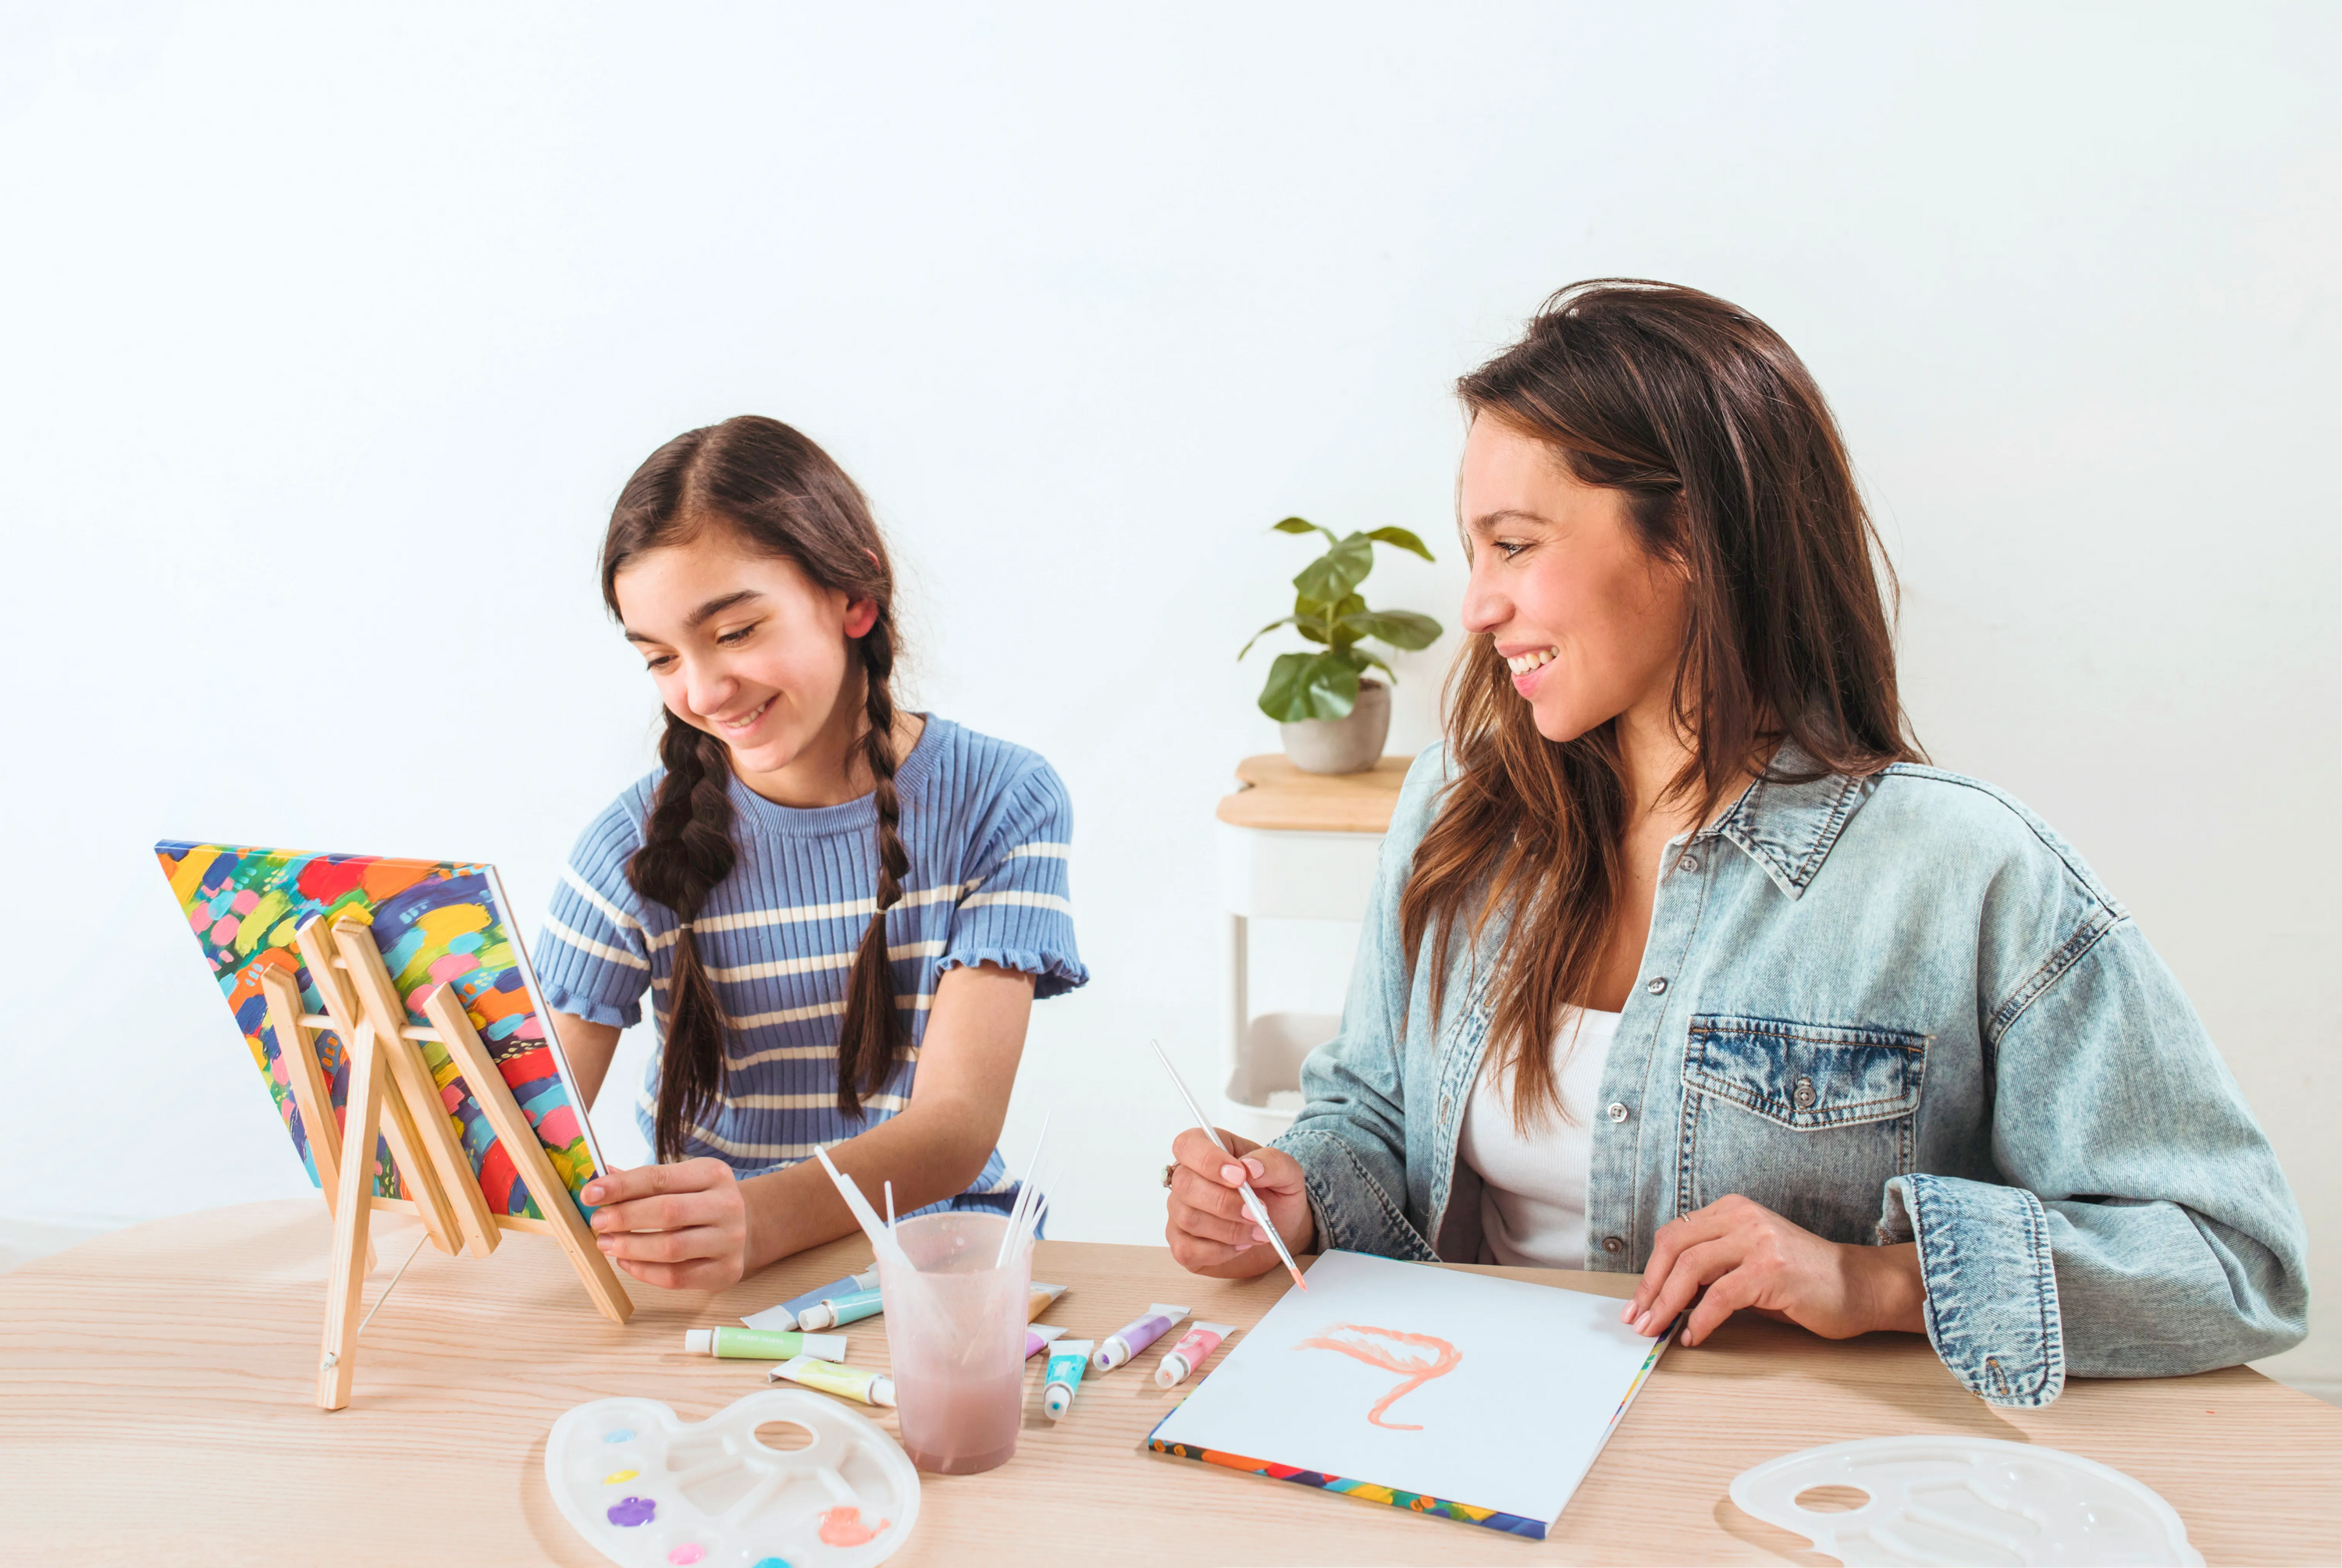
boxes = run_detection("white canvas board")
[1151,1250,1664,1525]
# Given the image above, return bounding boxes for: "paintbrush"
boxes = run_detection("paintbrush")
[1148,1038,1307,1292]
[813,1147,914,1272]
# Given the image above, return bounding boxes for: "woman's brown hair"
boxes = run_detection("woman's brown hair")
[1404,279,1923,1129]
[602,415,910,1158]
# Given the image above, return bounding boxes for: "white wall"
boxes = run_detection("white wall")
[2,3,2333,1394]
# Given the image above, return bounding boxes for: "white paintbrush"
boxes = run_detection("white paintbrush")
[1148,1038,1307,1292]
[813,1147,913,1272]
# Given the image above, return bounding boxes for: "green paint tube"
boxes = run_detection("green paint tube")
[683,1327,850,1361]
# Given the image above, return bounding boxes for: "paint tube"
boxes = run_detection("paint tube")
[1026,1282,1066,1321]
[771,1355,896,1408]
[683,1327,849,1361]
[795,1284,884,1331]
[1093,1303,1190,1371]
[1042,1341,1094,1420]
[744,1268,878,1331]
[1024,1324,1067,1360]
[1153,1321,1235,1388]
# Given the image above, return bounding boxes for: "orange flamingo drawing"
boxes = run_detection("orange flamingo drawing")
[1294,1323,1463,1431]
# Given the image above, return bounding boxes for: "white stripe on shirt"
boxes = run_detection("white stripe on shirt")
[543,914,650,971]
[719,992,932,1033]
[561,865,643,932]
[706,940,945,984]
[647,883,971,949]
[729,1091,911,1113]
[961,890,1073,915]
[1005,841,1072,859]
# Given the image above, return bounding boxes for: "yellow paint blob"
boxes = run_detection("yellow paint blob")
[603,1469,638,1484]
[418,904,491,943]
[234,888,294,957]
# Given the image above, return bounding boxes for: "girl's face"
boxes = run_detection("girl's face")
[1458,417,1690,745]
[612,525,877,787]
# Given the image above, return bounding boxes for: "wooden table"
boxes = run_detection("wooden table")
[5,1202,2337,1565]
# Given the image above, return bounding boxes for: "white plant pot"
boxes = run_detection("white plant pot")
[1280,679,1391,775]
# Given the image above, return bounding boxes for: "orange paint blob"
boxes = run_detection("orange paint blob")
[1294,1322,1462,1431]
[816,1506,890,1547]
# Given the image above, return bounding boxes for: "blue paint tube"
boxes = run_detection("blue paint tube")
[1042,1340,1094,1420]
[795,1284,884,1331]
[742,1268,879,1332]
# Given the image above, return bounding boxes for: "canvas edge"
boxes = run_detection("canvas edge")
[1140,1410,1549,1540]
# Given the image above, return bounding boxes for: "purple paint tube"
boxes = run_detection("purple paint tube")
[1092,1303,1190,1371]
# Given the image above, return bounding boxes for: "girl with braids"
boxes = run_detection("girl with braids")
[1164,281,2305,1407]
[536,415,1087,1289]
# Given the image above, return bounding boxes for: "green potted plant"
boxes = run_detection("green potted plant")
[1238,517,1443,773]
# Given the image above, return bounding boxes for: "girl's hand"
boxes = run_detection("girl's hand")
[1621,1193,1927,1346]
[582,1158,750,1290]
[1165,1128,1313,1278]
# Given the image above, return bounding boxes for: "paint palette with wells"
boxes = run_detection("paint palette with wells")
[546,1390,920,1567]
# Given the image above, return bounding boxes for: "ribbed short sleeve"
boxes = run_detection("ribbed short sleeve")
[536,792,656,1029]
[941,763,1087,999]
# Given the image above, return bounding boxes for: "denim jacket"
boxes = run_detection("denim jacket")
[1273,745,2308,1407]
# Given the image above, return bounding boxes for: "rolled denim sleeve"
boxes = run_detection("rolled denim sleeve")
[1272,748,1447,1262]
[1881,920,2308,1407]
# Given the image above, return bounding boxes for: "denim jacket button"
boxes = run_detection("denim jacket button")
[1602,1235,1625,1254]
[1793,1076,1817,1109]
[1646,976,1668,995]
[1678,855,1700,873]
[1606,1101,1629,1123]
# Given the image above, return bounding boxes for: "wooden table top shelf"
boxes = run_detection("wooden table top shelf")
[3,1200,2337,1565]
[1216,752,1412,834]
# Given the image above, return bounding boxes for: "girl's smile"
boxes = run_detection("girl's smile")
[612,524,886,809]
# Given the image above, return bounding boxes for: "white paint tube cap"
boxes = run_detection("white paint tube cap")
[684,1329,713,1354]
[1153,1352,1192,1388]
[869,1375,897,1408]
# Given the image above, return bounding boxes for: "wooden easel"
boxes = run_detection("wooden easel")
[259,911,632,1410]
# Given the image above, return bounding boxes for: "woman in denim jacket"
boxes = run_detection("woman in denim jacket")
[1166,280,2308,1408]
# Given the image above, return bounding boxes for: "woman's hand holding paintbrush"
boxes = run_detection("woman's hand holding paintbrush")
[1164,1128,1314,1279]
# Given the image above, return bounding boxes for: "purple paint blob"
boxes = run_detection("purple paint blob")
[603,1428,634,1443]
[606,1496,657,1527]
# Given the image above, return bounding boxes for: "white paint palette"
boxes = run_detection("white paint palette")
[546,1390,920,1568]
[1730,1435,2201,1566]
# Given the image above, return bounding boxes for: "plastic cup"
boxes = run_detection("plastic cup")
[874,1211,1031,1474]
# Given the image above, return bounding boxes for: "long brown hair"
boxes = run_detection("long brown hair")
[1403,279,1922,1129]
[601,415,910,1157]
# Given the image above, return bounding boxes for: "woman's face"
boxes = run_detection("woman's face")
[1458,416,1690,745]
[611,525,876,782]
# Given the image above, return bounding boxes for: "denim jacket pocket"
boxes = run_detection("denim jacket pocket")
[1678,1015,1930,1243]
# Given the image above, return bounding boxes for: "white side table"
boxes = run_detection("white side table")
[1214,755,1408,1143]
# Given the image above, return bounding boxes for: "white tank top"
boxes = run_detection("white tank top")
[1458,1005,1623,1268]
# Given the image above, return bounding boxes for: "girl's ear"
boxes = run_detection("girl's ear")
[843,598,880,638]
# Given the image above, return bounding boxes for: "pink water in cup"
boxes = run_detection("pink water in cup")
[874,1211,1031,1474]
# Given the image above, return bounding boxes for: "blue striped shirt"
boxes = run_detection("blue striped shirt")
[536,716,1085,1213]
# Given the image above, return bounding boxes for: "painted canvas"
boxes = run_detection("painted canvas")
[1147,1250,1669,1539]
[155,841,607,1221]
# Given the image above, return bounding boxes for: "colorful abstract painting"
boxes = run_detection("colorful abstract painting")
[155,841,602,1221]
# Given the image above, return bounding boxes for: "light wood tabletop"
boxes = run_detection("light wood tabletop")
[4,1200,2337,1566]
[1215,753,1411,833]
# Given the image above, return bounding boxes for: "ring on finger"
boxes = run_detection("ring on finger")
[1161,1162,1176,1189]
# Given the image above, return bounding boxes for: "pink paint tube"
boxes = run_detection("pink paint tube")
[1153,1321,1235,1388]
[1024,1324,1067,1360]
[1092,1303,1189,1371]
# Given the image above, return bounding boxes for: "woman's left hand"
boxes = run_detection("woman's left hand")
[1620,1193,1927,1346]
[582,1158,750,1290]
